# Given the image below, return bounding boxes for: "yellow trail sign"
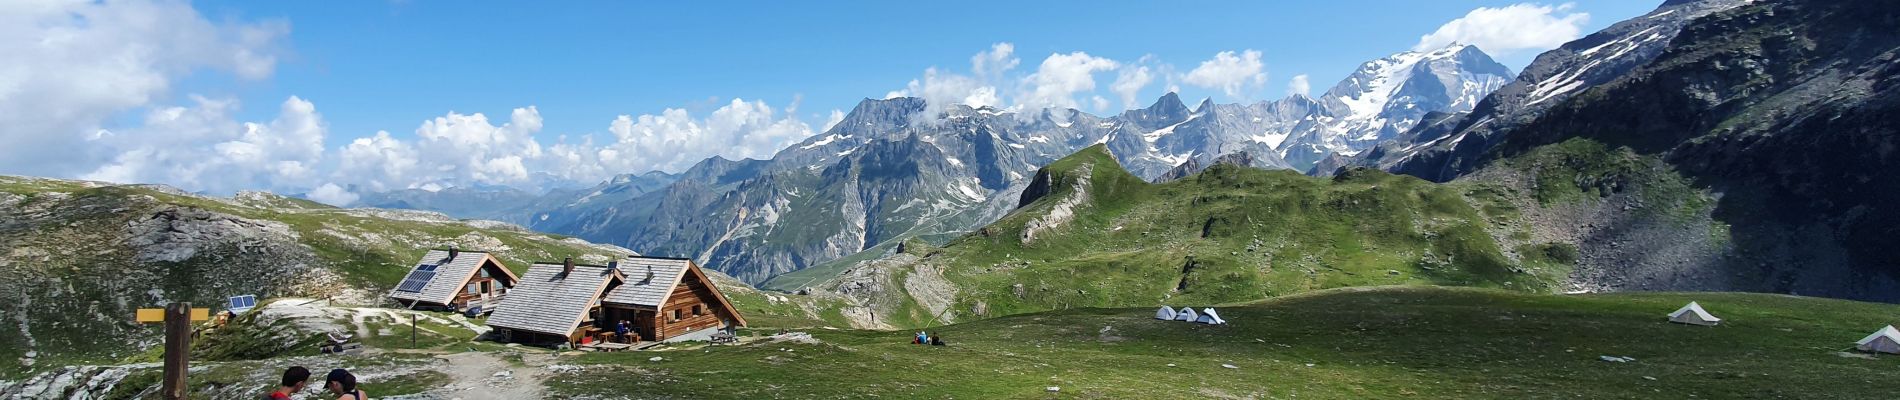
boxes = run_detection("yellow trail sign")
[137,308,210,323]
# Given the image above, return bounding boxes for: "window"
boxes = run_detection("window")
[692,305,703,316]
[466,283,479,295]
[481,281,492,293]
[671,309,682,321]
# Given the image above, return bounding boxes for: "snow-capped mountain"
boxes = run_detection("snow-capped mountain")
[1348,0,1749,180]
[1278,43,1513,169]
[368,45,1519,285]
[1112,43,1513,177]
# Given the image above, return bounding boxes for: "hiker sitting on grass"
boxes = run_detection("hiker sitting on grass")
[914,331,927,344]
[266,366,310,400]
[930,334,945,346]
[326,368,367,400]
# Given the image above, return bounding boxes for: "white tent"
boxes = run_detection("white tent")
[1174,307,1200,322]
[1155,306,1178,320]
[1196,308,1227,325]
[1857,325,1900,354]
[1667,301,1721,326]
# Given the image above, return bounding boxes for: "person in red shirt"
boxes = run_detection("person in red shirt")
[267,366,310,400]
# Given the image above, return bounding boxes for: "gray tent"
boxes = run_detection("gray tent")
[1196,308,1226,325]
[1155,306,1178,320]
[1857,325,1900,354]
[1174,307,1200,322]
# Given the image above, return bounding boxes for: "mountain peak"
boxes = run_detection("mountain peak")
[1149,92,1187,112]
[844,97,928,123]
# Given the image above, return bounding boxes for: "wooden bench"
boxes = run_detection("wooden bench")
[583,342,633,352]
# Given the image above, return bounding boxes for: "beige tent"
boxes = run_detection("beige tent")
[1667,301,1721,326]
[1155,306,1178,320]
[1857,325,1900,354]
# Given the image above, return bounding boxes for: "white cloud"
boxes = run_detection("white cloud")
[1111,65,1155,110]
[1182,50,1267,99]
[82,96,326,194]
[970,42,1019,82]
[306,183,359,206]
[822,109,847,131]
[1287,74,1311,97]
[336,131,419,193]
[583,98,816,175]
[890,67,998,116]
[329,97,818,192]
[0,0,285,178]
[1414,3,1589,56]
[1015,51,1120,112]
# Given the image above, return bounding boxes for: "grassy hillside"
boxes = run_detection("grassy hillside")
[551,287,1900,399]
[823,145,1569,327]
[0,176,660,377]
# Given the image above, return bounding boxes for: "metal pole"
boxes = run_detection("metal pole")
[411,313,418,349]
[161,302,191,400]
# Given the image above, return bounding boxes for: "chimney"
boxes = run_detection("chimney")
[645,265,655,283]
[447,246,460,260]
[607,261,619,272]
[562,257,574,275]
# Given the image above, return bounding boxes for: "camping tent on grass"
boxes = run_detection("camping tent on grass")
[1155,306,1178,320]
[1196,308,1226,325]
[1174,307,1200,322]
[1667,301,1721,326]
[1857,325,1900,354]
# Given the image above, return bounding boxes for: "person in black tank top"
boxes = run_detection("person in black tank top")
[324,368,369,400]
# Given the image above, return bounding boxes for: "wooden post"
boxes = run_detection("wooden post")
[161,302,191,400]
[411,313,418,348]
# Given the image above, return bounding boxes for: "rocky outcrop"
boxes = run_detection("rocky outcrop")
[1019,164,1092,244]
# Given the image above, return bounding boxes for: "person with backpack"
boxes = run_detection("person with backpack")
[325,368,368,400]
[265,366,310,400]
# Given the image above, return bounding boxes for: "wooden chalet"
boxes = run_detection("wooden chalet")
[387,249,518,313]
[599,257,747,342]
[485,256,746,346]
[486,259,624,344]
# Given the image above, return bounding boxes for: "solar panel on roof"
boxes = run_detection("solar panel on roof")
[395,267,437,293]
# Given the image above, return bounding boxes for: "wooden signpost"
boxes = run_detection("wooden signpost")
[136,303,209,400]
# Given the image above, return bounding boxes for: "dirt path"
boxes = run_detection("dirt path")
[420,352,550,399]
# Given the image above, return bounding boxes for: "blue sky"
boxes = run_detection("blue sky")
[187,0,1650,146]
[1,0,1656,202]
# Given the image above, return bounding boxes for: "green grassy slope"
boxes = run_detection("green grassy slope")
[833,145,1568,327]
[551,287,1900,399]
[0,176,632,377]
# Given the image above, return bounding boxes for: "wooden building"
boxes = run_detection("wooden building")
[485,259,623,344]
[387,249,518,313]
[485,256,746,346]
[599,257,747,342]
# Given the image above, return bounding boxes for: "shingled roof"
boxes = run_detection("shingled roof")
[601,257,690,308]
[387,250,514,305]
[486,263,622,337]
[600,257,748,327]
